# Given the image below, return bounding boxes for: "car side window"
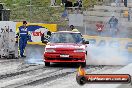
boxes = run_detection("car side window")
[72,33,83,43]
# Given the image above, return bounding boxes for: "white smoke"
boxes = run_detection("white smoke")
[86,44,129,65]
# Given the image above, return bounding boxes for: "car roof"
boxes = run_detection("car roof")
[52,31,81,33]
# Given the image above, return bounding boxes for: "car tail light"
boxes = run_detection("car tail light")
[45,48,56,52]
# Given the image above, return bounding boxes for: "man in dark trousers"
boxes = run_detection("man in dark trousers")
[18,21,28,57]
[124,0,127,7]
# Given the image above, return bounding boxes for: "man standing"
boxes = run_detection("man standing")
[108,16,118,36]
[18,21,28,57]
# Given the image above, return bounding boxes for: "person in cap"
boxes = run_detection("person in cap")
[18,21,28,57]
[70,25,79,32]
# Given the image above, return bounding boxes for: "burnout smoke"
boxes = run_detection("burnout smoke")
[86,44,129,65]
[85,15,131,65]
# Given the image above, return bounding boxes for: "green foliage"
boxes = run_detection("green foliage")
[3,0,13,6]
[83,0,97,8]
[0,0,98,26]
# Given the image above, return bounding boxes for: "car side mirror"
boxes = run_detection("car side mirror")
[84,41,89,44]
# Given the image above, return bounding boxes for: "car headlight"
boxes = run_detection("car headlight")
[74,49,85,52]
[45,49,56,52]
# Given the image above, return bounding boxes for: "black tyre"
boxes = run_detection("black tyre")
[45,62,50,66]
[86,51,87,55]
[81,61,86,67]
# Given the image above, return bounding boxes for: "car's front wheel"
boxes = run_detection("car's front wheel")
[45,62,50,66]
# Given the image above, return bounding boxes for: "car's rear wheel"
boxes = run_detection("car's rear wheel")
[45,62,50,66]
[80,61,86,67]
[78,54,87,67]
[86,51,87,55]
[78,61,86,67]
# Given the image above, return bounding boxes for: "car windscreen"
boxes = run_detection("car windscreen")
[49,32,83,43]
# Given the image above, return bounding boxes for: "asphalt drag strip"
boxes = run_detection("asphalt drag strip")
[0,44,129,88]
[1,65,120,88]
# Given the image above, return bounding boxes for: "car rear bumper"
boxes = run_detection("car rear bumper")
[44,60,85,63]
[44,52,85,63]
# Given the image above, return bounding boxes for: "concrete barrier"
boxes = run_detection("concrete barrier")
[83,11,121,17]
[111,3,132,7]
[84,16,132,27]
[84,16,110,22]
[84,16,129,22]
[94,5,129,11]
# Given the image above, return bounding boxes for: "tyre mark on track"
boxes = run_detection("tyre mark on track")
[21,65,108,88]
[22,71,73,87]
[14,65,106,88]
[1,65,123,88]
[0,65,46,80]
[0,59,22,64]
[1,68,64,88]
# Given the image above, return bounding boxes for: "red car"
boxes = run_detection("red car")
[44,31,89,67]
